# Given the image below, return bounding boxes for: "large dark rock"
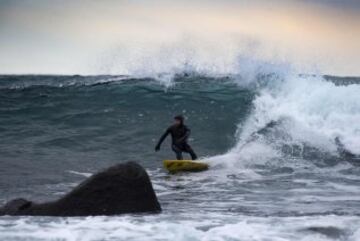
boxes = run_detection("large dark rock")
[0,162,161,216]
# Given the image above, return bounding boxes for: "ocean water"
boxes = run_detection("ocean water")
[0,71,360,241]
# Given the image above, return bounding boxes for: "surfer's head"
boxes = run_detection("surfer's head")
[174,115,184,126]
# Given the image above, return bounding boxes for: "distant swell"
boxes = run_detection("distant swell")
[0,74,359,90]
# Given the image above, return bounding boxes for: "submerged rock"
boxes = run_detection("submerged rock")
[0,162,161,216]
[303,226,346,239]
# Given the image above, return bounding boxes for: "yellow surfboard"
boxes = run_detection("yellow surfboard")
[163,160,209,173]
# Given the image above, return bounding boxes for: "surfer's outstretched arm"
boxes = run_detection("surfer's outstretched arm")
[155,128,170,151]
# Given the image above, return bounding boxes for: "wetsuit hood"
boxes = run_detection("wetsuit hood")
[174,115,184,125]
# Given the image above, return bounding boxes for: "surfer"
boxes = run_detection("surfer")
[155,115,197,160]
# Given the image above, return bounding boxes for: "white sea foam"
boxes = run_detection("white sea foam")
[216,73,360,172]
[67,170,93,178]
[1,214,360,241]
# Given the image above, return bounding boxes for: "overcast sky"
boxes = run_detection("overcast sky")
[0,0,359,76]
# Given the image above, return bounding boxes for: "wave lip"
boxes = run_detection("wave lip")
[224,73,360,167]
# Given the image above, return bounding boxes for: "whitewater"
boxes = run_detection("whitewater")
[0,64,360,240]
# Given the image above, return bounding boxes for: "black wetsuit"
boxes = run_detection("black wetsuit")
[156,124,197,160]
